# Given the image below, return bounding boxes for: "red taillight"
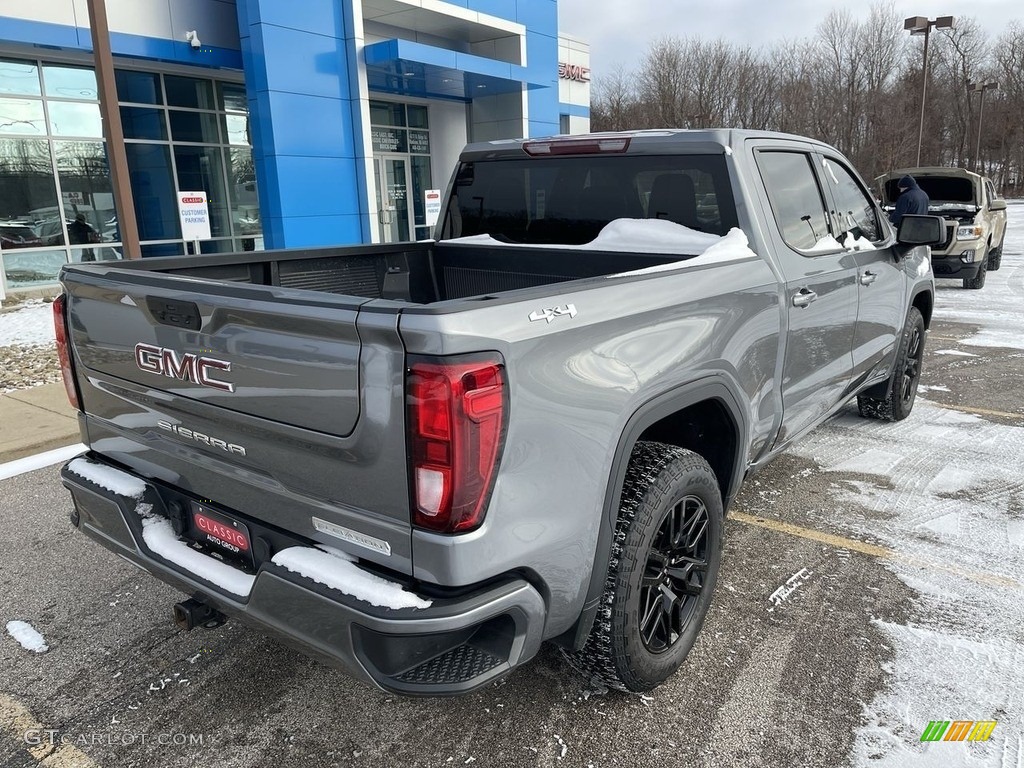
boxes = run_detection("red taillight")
[52,294,80,410]
[407,356,507,533]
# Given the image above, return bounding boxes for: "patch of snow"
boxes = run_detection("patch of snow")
[617,228,758,276]
[67,458,147,498]
[923,467,977,496]
[0,300,56,347]
[806,235,845,253]
[272,546,431,610]
[786,385,1024,765]
[447,218,723,256]
[140,515,255,597]
[846,234,876,251]
[854,622,1023,767]
[588,218,722,254]
[917,384,950,393]
[933,206,1024,350]
[826,449,903,476]
[914,511,961,537]
[6,620,48,653]
[932,349,978,357]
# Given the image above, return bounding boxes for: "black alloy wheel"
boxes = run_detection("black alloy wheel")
[639,495,709,653]
[565,442,723,692]
[898,324,923,409]
[857,306,926,421]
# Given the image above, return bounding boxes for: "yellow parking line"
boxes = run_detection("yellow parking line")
[932,402,1024,421]
[0,694,100,767]
[728,510,1023,591]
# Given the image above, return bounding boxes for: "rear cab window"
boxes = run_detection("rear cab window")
[441,153,738,245]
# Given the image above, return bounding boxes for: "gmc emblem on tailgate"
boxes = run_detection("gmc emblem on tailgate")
[134,343,234,392]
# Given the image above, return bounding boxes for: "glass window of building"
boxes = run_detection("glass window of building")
[0,56,260,291]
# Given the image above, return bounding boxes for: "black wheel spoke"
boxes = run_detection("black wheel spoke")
[900,328,922,403]
[641,568,664,589]
[638,494,712,654]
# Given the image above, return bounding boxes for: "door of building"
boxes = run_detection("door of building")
[374,155,412,243]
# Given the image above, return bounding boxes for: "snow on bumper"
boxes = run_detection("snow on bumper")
[60,454,546,695]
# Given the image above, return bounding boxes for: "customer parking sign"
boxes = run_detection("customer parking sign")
[177,191,211,241]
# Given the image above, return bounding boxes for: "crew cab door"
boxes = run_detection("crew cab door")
[817,154,906,387]
[752,146,857,443]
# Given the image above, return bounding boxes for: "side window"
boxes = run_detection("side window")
[756,151,832,252]
[986,179,998,204]
[821,158,882,242]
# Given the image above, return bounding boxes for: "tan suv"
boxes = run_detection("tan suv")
[876,167,1008,289]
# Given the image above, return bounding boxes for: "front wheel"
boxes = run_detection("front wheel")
[565,442,723,692]
[987,245,1002,271]
[857,306,925,422]
[964,257,987,289]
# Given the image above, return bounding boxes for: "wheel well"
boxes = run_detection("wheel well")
[636,399,737,504]
[912,291,933,329]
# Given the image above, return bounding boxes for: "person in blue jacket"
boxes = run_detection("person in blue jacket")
[890,175,930,226]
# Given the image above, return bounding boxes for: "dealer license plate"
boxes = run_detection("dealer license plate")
[189,502,254,568]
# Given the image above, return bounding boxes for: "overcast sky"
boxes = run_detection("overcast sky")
[558,1,1023,74]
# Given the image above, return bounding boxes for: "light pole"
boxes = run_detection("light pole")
[968,79,999,173]
[905,15,955,167]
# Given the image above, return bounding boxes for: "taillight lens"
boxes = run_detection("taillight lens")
[52,294,80,410]
[407,355,507,533]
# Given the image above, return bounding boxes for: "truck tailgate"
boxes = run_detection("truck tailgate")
[62,269,414,574]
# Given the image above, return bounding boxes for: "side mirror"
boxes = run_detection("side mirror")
[990,198,1007,212]
[897,214,945,246]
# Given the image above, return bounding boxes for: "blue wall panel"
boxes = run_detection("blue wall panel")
[515,1,558,32]
[237,0,368,248]
[268,214,365,248]
[524,29,559,138]
[0,16,242,69]
[469,0,517,20]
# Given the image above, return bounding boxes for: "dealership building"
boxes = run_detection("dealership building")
[0,0,590,291]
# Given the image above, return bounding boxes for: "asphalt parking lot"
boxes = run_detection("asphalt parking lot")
[2,233,1022,768]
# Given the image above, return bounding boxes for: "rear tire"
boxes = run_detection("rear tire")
[857,306,925,422]
[565,442,723,692]
[964,257,987,289]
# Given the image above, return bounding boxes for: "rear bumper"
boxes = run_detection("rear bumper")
[60,454,546,696]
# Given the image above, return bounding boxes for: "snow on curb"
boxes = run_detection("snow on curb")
[0,300,57,347]
[6,620,48,653]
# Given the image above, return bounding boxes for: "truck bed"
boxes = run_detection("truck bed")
[95,241,685,304]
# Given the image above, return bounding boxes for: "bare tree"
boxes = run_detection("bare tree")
[588,1,1024,194]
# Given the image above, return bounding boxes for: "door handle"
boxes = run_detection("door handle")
[859,271,878,286]
[792,289,818,308]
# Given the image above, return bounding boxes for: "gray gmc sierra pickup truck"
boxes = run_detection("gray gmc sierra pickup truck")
[56,130,942,695]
